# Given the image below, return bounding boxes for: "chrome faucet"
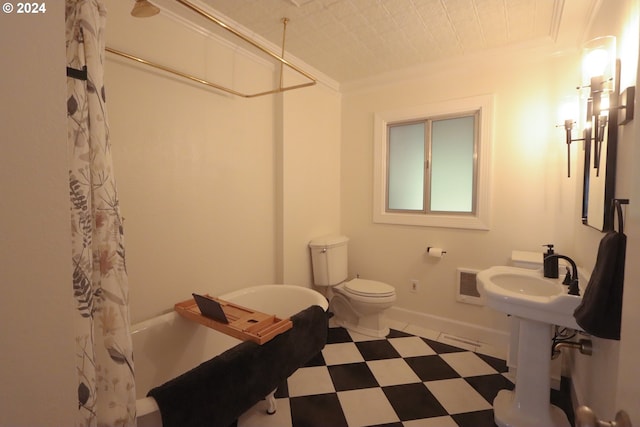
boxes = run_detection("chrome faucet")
[544,254,580,296]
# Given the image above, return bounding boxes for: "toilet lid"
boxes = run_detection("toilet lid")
[345,279,395,297]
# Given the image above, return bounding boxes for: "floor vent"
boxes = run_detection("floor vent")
[456,268,482,305]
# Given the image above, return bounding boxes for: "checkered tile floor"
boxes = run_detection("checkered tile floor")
[231,324,573,427]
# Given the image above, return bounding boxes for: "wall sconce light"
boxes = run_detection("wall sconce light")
[557,96,588,178]
[582,36,616,176]
[558,36,635,178]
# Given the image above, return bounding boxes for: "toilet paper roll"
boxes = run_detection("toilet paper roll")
[427,247,445,258]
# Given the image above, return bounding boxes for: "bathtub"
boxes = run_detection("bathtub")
[132,284,328,426]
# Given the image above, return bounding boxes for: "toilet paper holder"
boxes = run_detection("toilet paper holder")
[426,247,447,257]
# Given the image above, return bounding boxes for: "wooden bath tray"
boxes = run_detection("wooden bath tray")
[174,295,292,345]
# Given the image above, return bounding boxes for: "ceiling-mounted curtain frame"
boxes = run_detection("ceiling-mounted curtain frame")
[106,0,316,98]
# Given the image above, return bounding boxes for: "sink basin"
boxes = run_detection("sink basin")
[477,266,583,330]
[489,273,564,297]
[477,265,586,427]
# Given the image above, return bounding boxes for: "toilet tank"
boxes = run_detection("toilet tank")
[309,235,349,286]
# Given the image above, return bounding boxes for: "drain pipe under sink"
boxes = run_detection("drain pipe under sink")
[551,338,593,359]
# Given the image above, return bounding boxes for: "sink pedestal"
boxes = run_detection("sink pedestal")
[476,265,584,427]
[493,317,570,427]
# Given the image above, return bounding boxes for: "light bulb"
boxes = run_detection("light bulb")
[582,36,616,87]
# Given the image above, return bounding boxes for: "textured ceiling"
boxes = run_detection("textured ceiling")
[194,0,590,84]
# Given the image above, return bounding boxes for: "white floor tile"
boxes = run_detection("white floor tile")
[475,342,507,360]
[425,378,492,414]
[389,336,437,357]
[402,415,459,427]
[237,398,291,427]
[367,358,421,387]
[337,388,400,427]
[287,366,335,397]
[503,371,516,383]
[440,351,497,377]
[322,342,365,366]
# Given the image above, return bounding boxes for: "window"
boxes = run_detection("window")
[387,114,477,213]
[373,95,493,229]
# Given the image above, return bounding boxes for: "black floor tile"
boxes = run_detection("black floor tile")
[465,374,514,404]
[290,393,348,427]
[451,409,498,427]
[387,329,413,338]
[240,326,576,427]
[328,362,379,391]
[383,383,448,421]
[476,352,509,373]
[356,339,401,361]
[327,327,354,344]
[303,351,326,367]
[422,337,466,354]
[405,355,461,382]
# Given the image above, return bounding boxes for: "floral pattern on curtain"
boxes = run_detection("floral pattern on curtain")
[66,1,136,425]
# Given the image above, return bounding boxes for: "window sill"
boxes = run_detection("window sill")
[373,210,490,230]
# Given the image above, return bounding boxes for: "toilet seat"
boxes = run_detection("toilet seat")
[344,278,395,298]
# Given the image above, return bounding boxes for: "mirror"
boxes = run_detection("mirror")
[582,61,620,231]
[582,123,617,230]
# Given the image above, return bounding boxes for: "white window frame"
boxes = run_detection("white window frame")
[373,95,494,230]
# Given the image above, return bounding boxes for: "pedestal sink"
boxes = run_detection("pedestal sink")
[477,266,584,427]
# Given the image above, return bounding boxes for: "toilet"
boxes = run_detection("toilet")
[309,235,396,338]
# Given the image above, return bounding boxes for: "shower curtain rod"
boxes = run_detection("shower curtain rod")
[106,0,316,98]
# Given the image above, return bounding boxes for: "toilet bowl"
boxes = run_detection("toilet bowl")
[329,278,396,337]
[309,236,397,338]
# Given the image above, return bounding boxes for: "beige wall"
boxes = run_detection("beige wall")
[341,48,580,335]
[0,3,77,425]
[278,85,342,285]
[104,0,341,323]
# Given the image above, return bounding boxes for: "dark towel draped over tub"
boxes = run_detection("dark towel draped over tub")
[148,304,328,427]
[574,230,627,340]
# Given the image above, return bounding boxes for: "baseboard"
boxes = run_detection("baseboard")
[386,306,510,358]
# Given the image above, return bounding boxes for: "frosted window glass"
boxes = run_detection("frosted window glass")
[388,123,424,211]
[374,95,492,229]
[430,116,475,212]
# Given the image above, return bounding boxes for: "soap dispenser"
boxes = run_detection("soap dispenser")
[543,244,559,278]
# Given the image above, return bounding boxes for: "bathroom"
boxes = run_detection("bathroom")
[1,0,639,425]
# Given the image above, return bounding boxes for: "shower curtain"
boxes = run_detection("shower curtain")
[66,1,136,425]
